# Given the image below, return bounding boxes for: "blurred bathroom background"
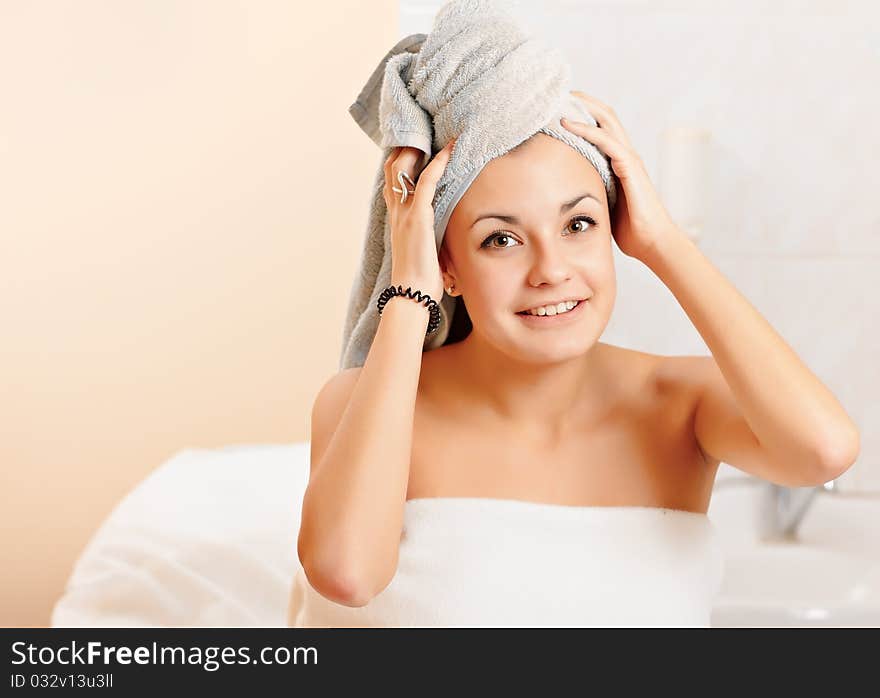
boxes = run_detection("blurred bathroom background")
[2,0,877,626]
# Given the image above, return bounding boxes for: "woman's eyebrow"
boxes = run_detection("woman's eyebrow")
[469,192,599,228]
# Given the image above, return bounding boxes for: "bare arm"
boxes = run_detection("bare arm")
[297,139,454,607]
[644,227,860,487]
[557,91,859,487]
[297,295,430,606]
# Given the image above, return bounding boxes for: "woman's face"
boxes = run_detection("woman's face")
[439,133,616,363]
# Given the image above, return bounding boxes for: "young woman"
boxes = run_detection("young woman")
[289,92,860,627]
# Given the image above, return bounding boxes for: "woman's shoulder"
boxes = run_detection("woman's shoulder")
[596,341,656,366]
[310,366,363,420]
[592,343,705,418]
[317,365,362,394]
[599,342,704,383]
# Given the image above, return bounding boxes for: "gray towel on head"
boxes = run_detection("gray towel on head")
[339,0,618,371]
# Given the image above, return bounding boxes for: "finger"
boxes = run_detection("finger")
[560,119,633,174]
[392,146,423,180]
[383,147,402,205]
[384,146,402,176]
[567,91,632,148]
[571,90,612,112]
[386,147,423,207]
[412,138,456,207]
[571,90,617,119]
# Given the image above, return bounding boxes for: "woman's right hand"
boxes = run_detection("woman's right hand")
[383,138,457,302]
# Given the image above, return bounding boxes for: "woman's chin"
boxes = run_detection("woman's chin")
[509,333,598,364]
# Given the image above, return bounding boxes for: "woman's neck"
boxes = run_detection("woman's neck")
[441,334,613,432]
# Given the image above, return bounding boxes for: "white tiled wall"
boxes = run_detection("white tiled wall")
[400,1,878,491]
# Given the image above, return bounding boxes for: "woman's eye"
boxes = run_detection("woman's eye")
[567,215,596,234]
[480,215,597,249]
[482,233,518,249]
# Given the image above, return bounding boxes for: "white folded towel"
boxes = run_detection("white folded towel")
[289,497,725,628]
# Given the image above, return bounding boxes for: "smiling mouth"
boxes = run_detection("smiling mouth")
[515,299,590,322]
[516,298,589,316]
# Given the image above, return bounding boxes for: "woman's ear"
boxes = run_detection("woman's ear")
[438,241,455,289]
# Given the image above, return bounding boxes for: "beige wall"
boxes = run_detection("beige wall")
[0,0,397,627]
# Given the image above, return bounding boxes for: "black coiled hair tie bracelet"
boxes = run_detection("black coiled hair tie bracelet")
[377,284,441,336]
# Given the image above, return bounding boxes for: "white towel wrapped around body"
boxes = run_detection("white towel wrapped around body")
[289,497,726,628]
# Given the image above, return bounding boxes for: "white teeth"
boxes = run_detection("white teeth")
[526,299,578,316]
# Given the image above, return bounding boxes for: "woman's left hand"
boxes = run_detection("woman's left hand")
[561,90,678,263]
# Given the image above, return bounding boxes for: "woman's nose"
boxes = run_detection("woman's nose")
[525,238,574,286]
